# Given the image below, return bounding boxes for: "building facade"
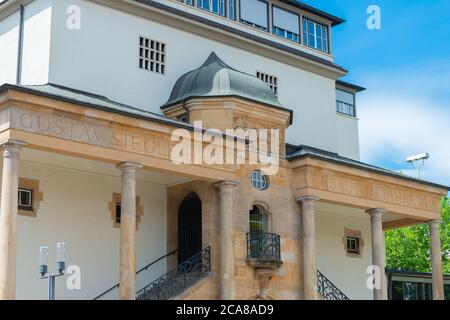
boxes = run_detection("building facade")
[0,0,447,300]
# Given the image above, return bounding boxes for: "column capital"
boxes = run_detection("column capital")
[427,219,442,228]
[214,180,239,190]
[366,208,385,218]
[116,162,143,171]
[296,195,320,203]
[1,140,26,151]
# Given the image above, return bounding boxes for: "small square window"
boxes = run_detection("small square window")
[346,237,359,254]
[18,188,33,211]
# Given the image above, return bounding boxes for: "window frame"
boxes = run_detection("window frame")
[336,88,357,117]
[197,0,227,17]
[346,236,360,255]
[271,4,301,43]
[239,0,270,32]
[250,170,269,191]
[302,16,330,53]
[18,188,33,212]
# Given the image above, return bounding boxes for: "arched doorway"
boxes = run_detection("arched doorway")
[178,192,202,264]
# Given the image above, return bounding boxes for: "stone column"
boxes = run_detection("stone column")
[366,208,387,300]
[429,219,444,300]
[297,196,319,300]
[0,140,26,300]
[116,162,143,300]
[214,180,238,300]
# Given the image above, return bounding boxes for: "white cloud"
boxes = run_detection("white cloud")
[358,94,450,186]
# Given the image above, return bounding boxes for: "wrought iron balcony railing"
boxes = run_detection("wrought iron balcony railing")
[136,246,211,300]
[246,232,281,266]
[317,269,350,300]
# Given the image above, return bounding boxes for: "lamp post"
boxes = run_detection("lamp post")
[39,243,66,300]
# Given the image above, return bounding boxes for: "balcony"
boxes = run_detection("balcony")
[246,232,282,269]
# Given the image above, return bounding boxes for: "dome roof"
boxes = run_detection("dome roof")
[162,52,283,109]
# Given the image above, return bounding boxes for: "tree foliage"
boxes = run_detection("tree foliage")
[386,197,450,273]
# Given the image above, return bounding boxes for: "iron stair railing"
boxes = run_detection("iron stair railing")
[317,269,350,300]
[136,246,211,300]
[93,249,178,300]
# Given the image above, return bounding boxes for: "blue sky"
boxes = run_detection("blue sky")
[301,0,450,186]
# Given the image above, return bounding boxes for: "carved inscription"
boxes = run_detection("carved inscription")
[309,169,440,212]
[10,107,170,159]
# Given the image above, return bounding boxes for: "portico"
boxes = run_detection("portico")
[290,151,447,300]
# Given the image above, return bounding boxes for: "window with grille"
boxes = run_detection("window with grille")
[249,206,267,234]
[256,71,278,97]
[139,36,166,74]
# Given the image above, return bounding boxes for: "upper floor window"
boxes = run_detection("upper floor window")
[198,0,226,17]
[336,89,356,117]
[272,6,300,42]
[240,0,268,31]
[303,18,329,52]
[181,0,236,19]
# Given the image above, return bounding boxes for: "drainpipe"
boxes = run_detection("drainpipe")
[16,4,25,85]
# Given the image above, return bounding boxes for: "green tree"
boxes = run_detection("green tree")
[386,197,450,273]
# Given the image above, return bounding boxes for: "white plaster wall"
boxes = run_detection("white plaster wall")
[48,0,340,154]
[0,10,19,85]
[20,0,52,85]
[316,202,373,300]
[0,0,52,86]
[11,152,168,300]
[336,114,360,160]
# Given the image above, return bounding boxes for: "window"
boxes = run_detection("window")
[336,89,356,117]
[178,113,189,123]
[139,36,166,74]
[109,193,143,229]
[240,0,268,31]
[198,0,226,17]
[346,237,359,254]
[115,203,121,224]
[272,6,300,42]
[303,18,329,52]
[229,0,235,20]
[18,188,33,211]
[250,171,269,190]
[257,71,278,96]
[249,205,268,234]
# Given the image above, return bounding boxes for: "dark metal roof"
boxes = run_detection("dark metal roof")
[280,0,345,26]
[286,144,450,191]
[132,0,348,74]
[162,52,292,116]
[336,80,366,92]
[0,83,195,130]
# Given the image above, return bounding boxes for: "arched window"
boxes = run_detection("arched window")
[249,205,268,234]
